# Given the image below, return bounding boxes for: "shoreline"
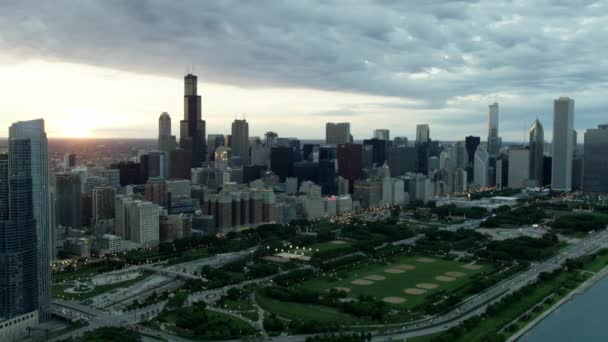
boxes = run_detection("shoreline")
[507,264,608,341]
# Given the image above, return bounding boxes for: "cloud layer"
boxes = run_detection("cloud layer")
[1,0,607,139]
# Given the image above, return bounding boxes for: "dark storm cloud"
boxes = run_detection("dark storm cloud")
[1,0,608,128]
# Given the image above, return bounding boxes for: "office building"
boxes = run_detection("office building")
[337,144,363,193]
[179,74,206,167]
[552,97,575,191]
[465,136,481,182]
[363,138,389,167]
[128,201,160,247]
[529,119,544,186]
[63,153,76,170]
[583,124,608,193]
[473,146,489,188]
[373,129,390,140]
[55,172,82,229]
[158,112,177,152]
[270,146,293,181]
[92,186,115,224]
[326,122,351,145]
[416,124,430,144]
[0,139,38,326]
[487,103,502,156]
[508,146,530,189]
[9,119,51,321]
[231,119,250,165]
[387,145,417,177]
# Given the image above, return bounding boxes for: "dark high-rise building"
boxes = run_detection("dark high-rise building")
[231,119,250,166]
[465,136,480,182]
[583,124,608,193]
[0,154,7,220]
[416,142,430,175]
[179,74,206,168]
[55,172,82,229]
[294,161,320,186]
[387,145,417,177]
[243,165,266,184]
[337,144,363,193]
[302,144,317,161]
[319,145,337,161]
[318,159,337,195]
[363,138,389,167]
[9,119,50,321]
[543,156,552,187]
[529,119,544,186]
[0,139,38,319]
[169,149,192,180]
[270,146,293,181]
[111,161,146,186]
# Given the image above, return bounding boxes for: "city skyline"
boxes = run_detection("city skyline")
[1,1,607,140]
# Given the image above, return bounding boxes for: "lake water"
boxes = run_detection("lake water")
[519,274,608,341]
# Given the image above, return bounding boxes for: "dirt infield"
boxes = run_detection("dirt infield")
[330,240,349,245]
[416,283,439,290]
[396,264,416,270]
[404,288,427,295]
[333,287,352,293]
[446,271,466,277]
[384,268,406,274]
[351,279,374,285]
[365,275,386,281]
[435,276,457,282]
[462,264,483,270]
[382,296,407,304]
[416,257,436,263]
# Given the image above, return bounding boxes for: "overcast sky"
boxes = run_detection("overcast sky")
[1,0,607,141]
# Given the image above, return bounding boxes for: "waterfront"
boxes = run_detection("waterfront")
[519,272,608,341]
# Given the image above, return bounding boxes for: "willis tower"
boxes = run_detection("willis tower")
[180,74,206,167]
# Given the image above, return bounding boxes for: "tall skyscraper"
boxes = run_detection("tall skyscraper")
[179,74,206,168]
[583,124,608,193]
[487,103,501,156]
[0,139,39,322]
[8,119,50,322]
[0,154,7,220]
[231,119,250,165]
[416,124,430,144]
[55,172,83,229]
[373,129,390,140]
[552,97,575,191]
[337,144,363,193]
[158,112,177,152]
[326,123,351,145]
[473,145,489,188]
[529,119,544,186]
[508,146,530,189]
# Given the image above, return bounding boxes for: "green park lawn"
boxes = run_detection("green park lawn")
[300,254,489,308]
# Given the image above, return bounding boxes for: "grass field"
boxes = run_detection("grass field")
[299,254,489,308]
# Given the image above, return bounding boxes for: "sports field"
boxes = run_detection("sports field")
[300,254,488,307]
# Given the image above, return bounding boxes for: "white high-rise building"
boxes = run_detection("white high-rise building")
[129,201,160,247]
[373,129,390,140]
[473,146,489,188]
[552,97,575,191]
[9,119,51,321]
[416,124,430,144]
[508,147,530,189]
